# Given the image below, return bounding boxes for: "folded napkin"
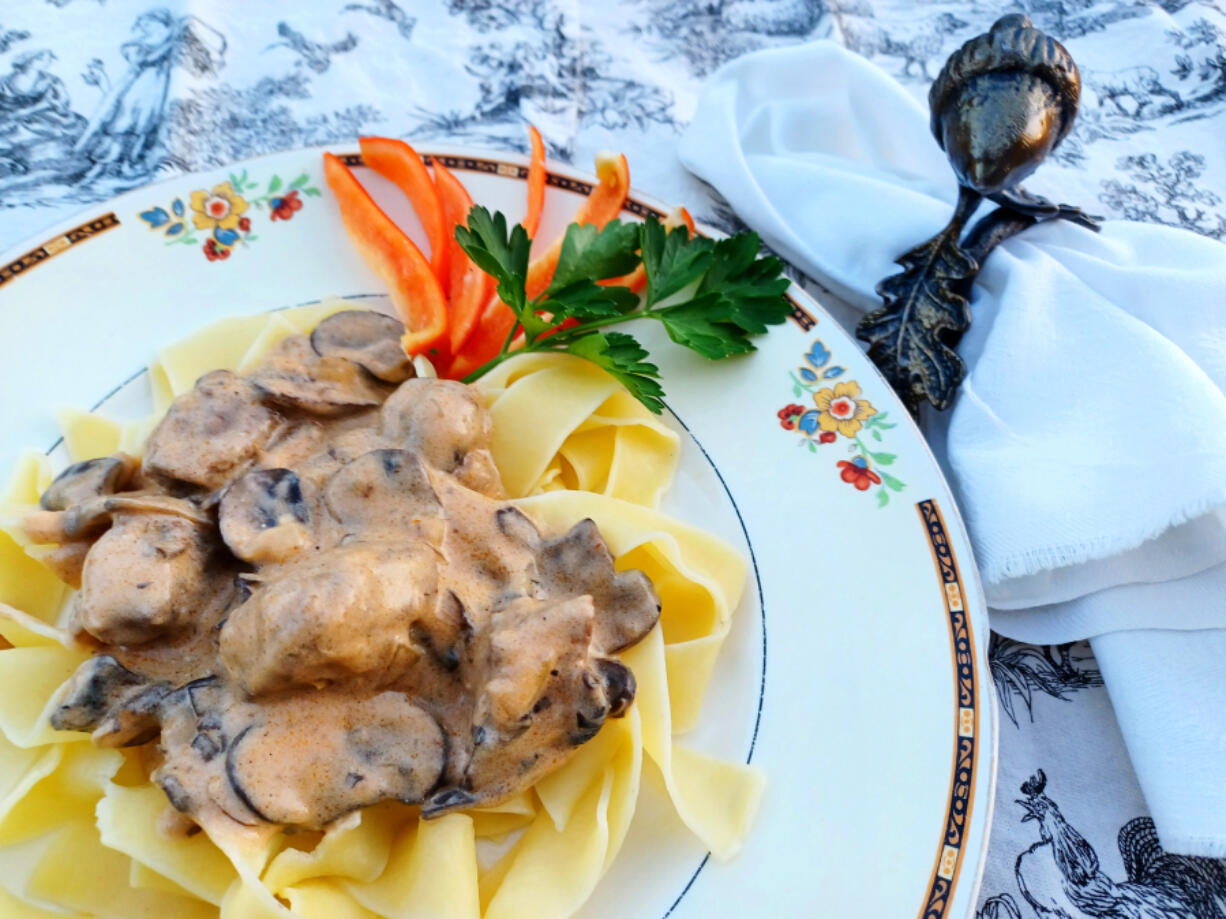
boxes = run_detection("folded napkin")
[679,41,1226,856]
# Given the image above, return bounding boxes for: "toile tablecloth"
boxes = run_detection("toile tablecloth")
[2,1,1225,915]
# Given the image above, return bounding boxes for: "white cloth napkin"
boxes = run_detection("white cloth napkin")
[678,40,1226,856]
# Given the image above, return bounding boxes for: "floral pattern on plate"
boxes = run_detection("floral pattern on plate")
[779,338,905,506]
[138,169,319,261]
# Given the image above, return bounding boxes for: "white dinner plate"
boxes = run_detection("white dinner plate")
[0,143,996,918]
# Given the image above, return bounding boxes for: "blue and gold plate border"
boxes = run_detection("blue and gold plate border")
[915,498,979,919]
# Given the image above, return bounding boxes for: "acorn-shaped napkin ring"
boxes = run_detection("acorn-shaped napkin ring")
[856,14,1100,416]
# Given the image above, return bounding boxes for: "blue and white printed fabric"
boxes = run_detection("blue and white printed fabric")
[2,0,1226,915]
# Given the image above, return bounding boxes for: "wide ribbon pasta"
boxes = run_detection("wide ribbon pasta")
[0,305,762,919]
[479,353,680,506]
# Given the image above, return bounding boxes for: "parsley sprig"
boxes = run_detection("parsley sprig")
[454,206,791,413]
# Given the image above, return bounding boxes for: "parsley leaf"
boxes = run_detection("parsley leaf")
[656,294,760,359]
[640,215,714,306]
[695,232,757,296]
[696,234,789,335]
[547,220,641,291]
[455,206,530,310]
[455,206,790,414]
[648,233,789,359]
[568,332,665,413]
[542,280,640,323]
[696,234,791,332]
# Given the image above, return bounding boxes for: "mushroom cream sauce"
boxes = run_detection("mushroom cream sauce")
[0,303,762,919]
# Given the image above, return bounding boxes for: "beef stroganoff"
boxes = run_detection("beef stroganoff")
[0,303,761,919]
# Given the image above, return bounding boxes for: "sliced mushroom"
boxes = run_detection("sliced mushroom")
[164,676,228,760]
[90,681,173,747]
[151,679,268,826]
[51,655,149,733]
[21,510,79,545]
[410,588,469,672]
[250,336,388,415]
[73,512,216,646]
[224,691,445,828]
[144,370,279,489]
[454,449,503,497]
[219,469,311,564]
[40,454,138,511]
[51,655,173,747]
[595,657,636,719]
[322,449,443,542]
[310,311,414,383]
[494,506,541,548]
[258,418,328,472]
[423,788,475,815]
[74,494,211,537]
[479,595,595,730]
[537,519,661,653]
[250,363,387,415]
[25,493,212,545]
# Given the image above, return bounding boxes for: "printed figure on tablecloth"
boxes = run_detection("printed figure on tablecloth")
[0,49,85,175]
[74,11,225,180]
[0,9,225,203]
[0,6,387,207]
[264,21,357,74]
[982,638,1226,916]
[0,23,30,54]
[978,770,1226,919]
[341,0,416,41]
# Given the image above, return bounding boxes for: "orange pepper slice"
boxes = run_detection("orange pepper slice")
[524,151,630,299]
[323,152,448,356]
[448,152,631,379]
[445,300,520,380]
[523,124,546,238]
[434,159,496,355]
[359,137,451,297]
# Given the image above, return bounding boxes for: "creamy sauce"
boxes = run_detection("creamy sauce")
[31,310,659,833]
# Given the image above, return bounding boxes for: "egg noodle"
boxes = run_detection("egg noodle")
[0,303,762,919]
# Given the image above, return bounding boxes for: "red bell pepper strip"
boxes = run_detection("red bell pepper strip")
[445,307,520,380]
[434,158,496,355]
[359,137,451,297]
[323,152,448,356]
[447,151,632,380]
[523,124,546,238]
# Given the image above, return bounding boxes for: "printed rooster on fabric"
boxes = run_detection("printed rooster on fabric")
[988,770,1226,919]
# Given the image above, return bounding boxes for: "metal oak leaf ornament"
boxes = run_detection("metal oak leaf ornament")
[856,14,1101,415]
[859,188,978,414]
